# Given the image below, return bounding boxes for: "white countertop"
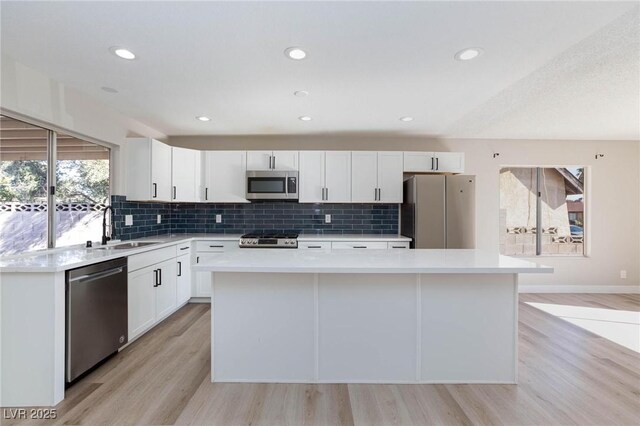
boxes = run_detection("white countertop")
[0,233,409,273]
[192,249,553,274]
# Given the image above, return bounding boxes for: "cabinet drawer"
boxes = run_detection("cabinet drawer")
[176,242,191,255]
[298,241,331,250]
[195,240,238,252]
[331,241,388,250]
[387,241,410,249]
[128,246,176,272]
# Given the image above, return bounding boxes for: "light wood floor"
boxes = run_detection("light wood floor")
[8,294,640,426]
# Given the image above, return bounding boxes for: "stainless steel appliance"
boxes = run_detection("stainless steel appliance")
[239,232,299,248]
[246,170,298,200]
[66,257,128,383]
[401,175,476,249]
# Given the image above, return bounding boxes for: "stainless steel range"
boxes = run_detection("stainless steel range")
[239,232,299,248]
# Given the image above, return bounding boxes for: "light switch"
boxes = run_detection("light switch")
[157,214,161,224]
[125,215,133,226]
[216,214,222,223]
[325,214,331,224]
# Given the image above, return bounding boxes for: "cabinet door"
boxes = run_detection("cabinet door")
[351,151,378,202]
[377,152,404,203]
[151,140,172,201]
[194,253,221,297]
[403,152,434,172]
[204,151,248,202]
[272,151,299,170]
[433,152,465,173]
[325,151,351,202]
[299,151,325,203]
[171,147,198,202]
[176,254,191,306]
[246,151,273,171]
[128,266,156,340]
[155,259,177,321]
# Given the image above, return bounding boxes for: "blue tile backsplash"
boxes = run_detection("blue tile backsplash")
[111,195,399,241]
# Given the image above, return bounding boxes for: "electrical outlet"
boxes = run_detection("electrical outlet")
[216,214,222,223]
[157,214,161,224]
[620,270,627,279]
[125,215,133,226]
[325,214,331,224]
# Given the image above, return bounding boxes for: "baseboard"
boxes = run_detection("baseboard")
[189,297,211,303]
[519,285,640,294]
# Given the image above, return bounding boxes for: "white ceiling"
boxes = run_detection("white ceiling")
[1,1,639,140]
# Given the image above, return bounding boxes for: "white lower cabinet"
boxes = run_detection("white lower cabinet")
[331,241,389,250]
[128,258,176,340]
[127,247,179,341]
[176,253,191,306]
[128,265,157,340]
[193,240,239,298]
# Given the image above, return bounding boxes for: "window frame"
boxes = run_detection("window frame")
[1,111,113,251]
[499,165,588,258]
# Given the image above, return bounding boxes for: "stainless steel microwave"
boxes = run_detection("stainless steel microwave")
[246,171,298,200]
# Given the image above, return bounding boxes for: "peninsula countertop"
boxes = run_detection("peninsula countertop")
[192,249,553,274]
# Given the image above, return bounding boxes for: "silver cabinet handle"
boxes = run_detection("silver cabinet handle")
[353,246,367,249]
[307,245,322,249]
[431,157,434,170]
[272,155,276,169]
[436,157,439,170]
[177,261,182,277]
[209,245,224,248]
[326,187,329,200]
[173,186,177,200]
[179,246,189,251]
[152,183,157,198]
[205,187,208,201]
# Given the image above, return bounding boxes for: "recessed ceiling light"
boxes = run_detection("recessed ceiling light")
[101,86,118,93]
[454,47,483,61]
[285,47,307,60]
[399,116,414,122]
[109,47,136,60]
[298,116,312,121]
[294,90,309,97]
[196,116,211,122]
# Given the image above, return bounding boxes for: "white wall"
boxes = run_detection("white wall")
[170,134,640,291]
[0,54,166,194]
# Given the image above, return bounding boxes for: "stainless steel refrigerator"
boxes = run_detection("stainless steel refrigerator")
[401,175,476,249]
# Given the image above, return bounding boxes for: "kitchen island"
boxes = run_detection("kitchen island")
[194,249,552,384]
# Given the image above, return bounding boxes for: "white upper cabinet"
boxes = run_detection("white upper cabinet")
[299,151,325,203]
[299,151,351,203]
[126,138,172,202]
[203,151,248,203]
[171,147,200,202]
[351,152,379,202]
[324,151,352,202]
[377,151,403,202]
[246,150,299,171]
[433,152,464,173]
[352,151,403,203]
[403,151,465,173]
[246,151,272,170]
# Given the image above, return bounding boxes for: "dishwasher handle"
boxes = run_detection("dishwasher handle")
[68,267,125,284]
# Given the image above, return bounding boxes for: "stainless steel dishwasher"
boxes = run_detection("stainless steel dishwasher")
[66,257,128,383]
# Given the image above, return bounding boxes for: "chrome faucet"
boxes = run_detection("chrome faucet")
[102,206,114,245]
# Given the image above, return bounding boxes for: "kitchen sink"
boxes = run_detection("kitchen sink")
[96,241,161,250]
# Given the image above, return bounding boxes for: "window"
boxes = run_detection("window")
[499,167,585,256]
[0,115,110,255]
